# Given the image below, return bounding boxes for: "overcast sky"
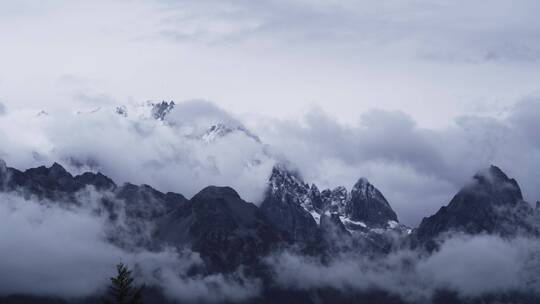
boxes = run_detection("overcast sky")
[2,0,540,127]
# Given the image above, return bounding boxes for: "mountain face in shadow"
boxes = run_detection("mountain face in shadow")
[1,159,540,304]
[155,186,282,273]
[413,165,539,250]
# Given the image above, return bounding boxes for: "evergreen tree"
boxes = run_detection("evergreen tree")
[104,263,144,304]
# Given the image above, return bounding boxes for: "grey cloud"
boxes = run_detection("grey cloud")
[2,0,539,133]
[57,74,100,87]
[75,92,116,106]
[0,191,260,302]
[508,98,540,146]
[153,0,540,64]
[155,0,355,44]
[0,192,147,298]
[417,235,525,296]
[1,97,540,227]
[266,234,540,302]
[0,194,114,297]
[420,43,540,65]
[0,102,5,115]
[484,43,540,63]
[165,99,245,132]
[0,100,275,203]
[158,271,260,303]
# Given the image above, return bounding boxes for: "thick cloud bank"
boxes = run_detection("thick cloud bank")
[266,234,540,302]
[0,101,275,203]
[0,192,259,303]
[1,187,539,303]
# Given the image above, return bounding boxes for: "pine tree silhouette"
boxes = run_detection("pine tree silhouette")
[104,263,144,304]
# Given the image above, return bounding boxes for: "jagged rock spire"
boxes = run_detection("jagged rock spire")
[151,101,175,121]
[259,164,321,244]
[345,177,398,227]
[261,163,404,242]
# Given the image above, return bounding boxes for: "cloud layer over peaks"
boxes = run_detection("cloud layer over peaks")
[0,100,275,203]
[1,98,540,226]
[250,98,540,225]
[0,191,260,302]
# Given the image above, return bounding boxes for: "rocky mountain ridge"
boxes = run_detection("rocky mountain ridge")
[2,158,540,303]
[413,165,540,250]
[261,164,408,237]
[6,102,539,303]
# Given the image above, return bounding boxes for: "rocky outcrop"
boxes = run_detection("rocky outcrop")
[151,101,175,120]
[0,161,109,201]
[345,178,398,228]
[259,166,321,244]
[260,164,403,235]
[320,213,350,238]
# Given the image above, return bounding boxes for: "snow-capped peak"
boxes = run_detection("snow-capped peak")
[201,123,236,142]
[266,164,404,232]
[201,122,261,143]
[351,177,386,203]
[112,101,175,121]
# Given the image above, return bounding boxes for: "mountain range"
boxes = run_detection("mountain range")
[1,101,540,303]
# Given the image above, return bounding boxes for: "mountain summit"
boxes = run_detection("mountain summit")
[414,165,538,249]
[346,177,399,227]
[259,165,321,244]
[260,164,407,248]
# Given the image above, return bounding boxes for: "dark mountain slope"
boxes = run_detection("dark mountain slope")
[155,186,282,272]
[259,166,322,245]
[414,165,538,249]
[346,177,399,228]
